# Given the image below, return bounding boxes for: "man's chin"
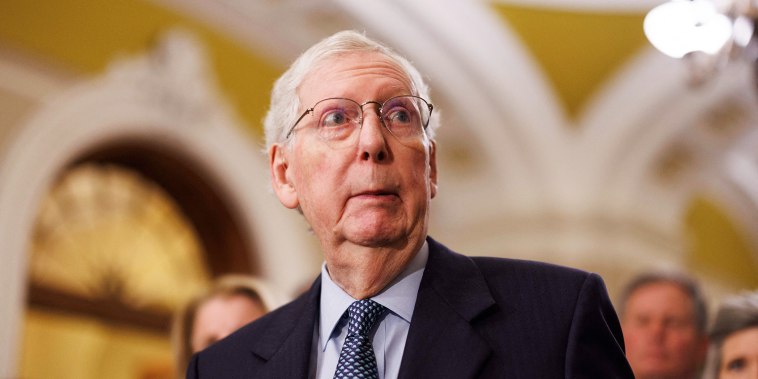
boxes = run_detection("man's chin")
[342,226,408,248]
[346,234,400,248]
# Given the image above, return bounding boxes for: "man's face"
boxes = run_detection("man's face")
[621,282,707,379]
[270,51,437,256]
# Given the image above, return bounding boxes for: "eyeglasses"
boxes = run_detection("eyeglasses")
[285,95,433,148]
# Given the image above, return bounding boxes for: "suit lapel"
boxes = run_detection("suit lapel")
[248,277,321,378]
[398,238,496,379]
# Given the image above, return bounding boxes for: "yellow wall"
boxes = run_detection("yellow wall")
[493,5,648,119]
[686,196,758,288]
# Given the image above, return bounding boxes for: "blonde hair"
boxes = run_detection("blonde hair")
[171,275,278,377]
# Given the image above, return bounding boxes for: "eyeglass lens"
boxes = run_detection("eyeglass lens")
[308,96,430,148]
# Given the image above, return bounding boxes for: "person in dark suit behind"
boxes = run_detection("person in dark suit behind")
[187,30,633,379]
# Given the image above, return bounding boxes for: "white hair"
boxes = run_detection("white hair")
[263,30,438,150]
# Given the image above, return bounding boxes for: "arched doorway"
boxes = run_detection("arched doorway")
[23,140,257,378]
[0,29,318,376]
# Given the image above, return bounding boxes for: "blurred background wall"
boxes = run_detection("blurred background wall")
[1,1,756,378]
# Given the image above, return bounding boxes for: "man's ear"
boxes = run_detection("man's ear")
[269,143,300,209]
[429,140,438,199]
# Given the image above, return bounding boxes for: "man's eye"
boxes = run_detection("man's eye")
[386,108,413,125]
[321,110,350,127]
[633,316,650,327]
[725,357,746,372]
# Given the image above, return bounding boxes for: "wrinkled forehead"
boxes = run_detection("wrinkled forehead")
[298,51,416,102]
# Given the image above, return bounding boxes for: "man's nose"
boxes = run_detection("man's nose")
[357,108,389,162]
[647,321,667,342]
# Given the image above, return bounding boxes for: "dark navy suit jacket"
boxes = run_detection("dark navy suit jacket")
[188,237,634,378]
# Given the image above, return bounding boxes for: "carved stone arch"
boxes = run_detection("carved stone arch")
[0,28,317,376]
[72,138,257,277]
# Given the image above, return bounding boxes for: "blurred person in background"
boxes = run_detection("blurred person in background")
[702,290,758,379]
[619,271,709,379]
[172,275,279,378]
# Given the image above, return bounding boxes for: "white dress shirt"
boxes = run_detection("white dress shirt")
[314,241,428,379]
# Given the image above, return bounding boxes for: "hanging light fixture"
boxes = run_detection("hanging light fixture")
[644,0,758,84]
[644,0,733,58]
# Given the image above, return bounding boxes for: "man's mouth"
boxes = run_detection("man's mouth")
[352,189,399,199]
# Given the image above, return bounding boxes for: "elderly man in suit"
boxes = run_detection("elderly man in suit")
[187,30,633,378]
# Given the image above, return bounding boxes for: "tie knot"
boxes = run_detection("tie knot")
[346,299,386,337]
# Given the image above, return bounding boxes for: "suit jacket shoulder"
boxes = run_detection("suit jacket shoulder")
[397,237,633,378]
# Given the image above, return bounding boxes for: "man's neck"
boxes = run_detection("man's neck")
[325,240,423,299]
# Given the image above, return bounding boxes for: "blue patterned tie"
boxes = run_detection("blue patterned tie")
[333,299,386,379]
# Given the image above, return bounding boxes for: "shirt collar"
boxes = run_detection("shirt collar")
[318,241,429,351]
